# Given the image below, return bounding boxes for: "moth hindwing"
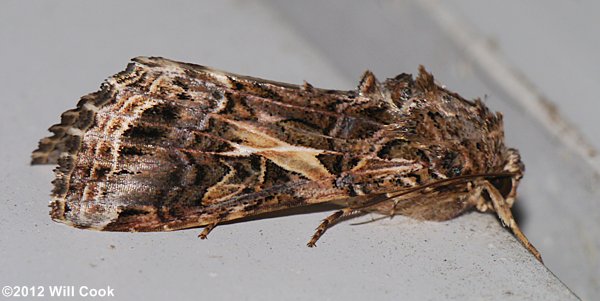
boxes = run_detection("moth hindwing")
[32,57,541,262]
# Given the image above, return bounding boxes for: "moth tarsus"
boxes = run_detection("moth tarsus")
[32,56,541,262]
[307,208,355,247]
[198,222,218,240]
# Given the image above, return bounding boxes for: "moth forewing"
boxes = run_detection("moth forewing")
[32,57,540,262]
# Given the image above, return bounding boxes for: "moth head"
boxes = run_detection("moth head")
[496,148,524,206]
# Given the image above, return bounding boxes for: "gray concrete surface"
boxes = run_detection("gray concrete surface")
[448,0,600,153]
[1,1,594,300]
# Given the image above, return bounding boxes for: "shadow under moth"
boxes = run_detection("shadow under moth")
[32,57,541,262]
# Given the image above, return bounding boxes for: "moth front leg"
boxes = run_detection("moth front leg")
[483,181,543,262]
[307,208,357,247]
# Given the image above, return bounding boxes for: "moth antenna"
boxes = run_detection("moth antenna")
[353,172,516,210]
[349,215,389,226]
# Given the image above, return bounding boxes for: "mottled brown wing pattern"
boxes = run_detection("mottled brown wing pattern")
[32,57,541,261]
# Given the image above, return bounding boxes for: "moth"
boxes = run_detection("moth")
[32,57,541,261]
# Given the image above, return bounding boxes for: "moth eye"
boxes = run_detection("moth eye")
[490,177,512,199]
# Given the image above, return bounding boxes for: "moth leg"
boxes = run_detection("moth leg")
[198,222,218,240]
[472,185,493,213]
[307,208,355,247]
[483,181,543,262]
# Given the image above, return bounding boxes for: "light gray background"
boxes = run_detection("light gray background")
[1,1,598,300]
